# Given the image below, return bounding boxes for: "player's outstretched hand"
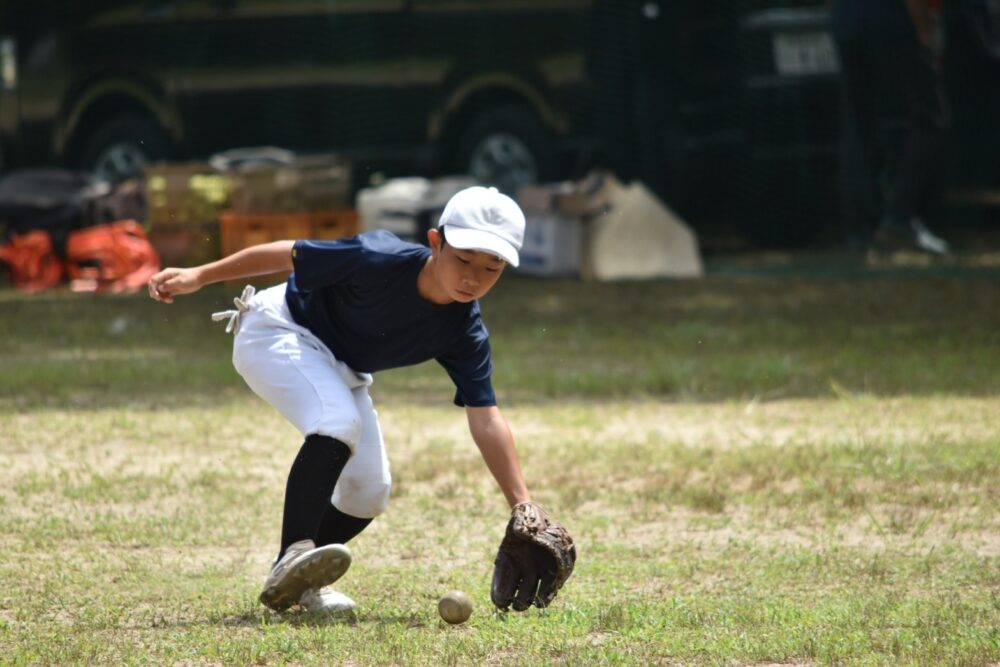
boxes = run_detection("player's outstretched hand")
[148,267,202,303]
[491,501,576,611]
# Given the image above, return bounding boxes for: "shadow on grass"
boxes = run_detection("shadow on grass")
[3,271,1000,411]
[203,608,465,630]
[205,608,359,628]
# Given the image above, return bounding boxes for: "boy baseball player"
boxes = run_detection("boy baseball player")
[148,186,575,616]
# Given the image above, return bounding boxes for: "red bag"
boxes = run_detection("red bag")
[65,220,161,293]
[0,230,64,291]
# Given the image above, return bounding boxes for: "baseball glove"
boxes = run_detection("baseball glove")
[491,501,576,611]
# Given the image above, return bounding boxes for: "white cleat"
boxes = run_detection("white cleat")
[299,588,357,618]
[259,540,352,612]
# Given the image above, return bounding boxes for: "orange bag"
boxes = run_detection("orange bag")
[0,230,64,291]
[65,220,161,293]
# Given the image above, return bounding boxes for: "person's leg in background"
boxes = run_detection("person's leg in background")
[834,34,884,250]
[876,41,950,254]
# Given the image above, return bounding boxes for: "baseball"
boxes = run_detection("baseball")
[437,590,473,624]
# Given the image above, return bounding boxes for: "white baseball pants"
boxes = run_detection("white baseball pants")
[230,284,391,519]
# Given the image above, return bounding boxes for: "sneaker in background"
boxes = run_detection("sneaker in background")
[910,218,949,255]
[873,217,950,255]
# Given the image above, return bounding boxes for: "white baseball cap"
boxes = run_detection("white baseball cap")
[438,186,525,267]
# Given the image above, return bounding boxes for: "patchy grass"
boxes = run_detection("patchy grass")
[1,275,999,665]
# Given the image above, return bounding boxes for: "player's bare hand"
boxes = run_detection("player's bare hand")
[148,267,202,303]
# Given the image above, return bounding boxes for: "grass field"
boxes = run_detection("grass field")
[1,271,998,666]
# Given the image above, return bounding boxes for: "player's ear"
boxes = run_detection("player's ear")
[428,228,443,254]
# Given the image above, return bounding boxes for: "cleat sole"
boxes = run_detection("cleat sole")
[260,545,351,611]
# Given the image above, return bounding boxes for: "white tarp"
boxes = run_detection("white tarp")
[357,176,476,241]
[584,177,703,280]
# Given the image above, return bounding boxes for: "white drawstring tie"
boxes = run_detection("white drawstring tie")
[212,285,256,334]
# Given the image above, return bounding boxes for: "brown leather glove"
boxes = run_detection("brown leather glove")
[491,501,576,611]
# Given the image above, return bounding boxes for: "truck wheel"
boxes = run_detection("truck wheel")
[78,114,170,184]
[455,105,555,194]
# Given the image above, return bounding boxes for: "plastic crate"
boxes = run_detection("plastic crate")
[218,209,359,284]
[147,222,220,267]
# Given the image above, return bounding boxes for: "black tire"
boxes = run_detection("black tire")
[454,105,555,194]
[78,114,170,184]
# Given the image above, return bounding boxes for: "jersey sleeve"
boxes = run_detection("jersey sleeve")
[436,317,497,408]
[291,236,366,289]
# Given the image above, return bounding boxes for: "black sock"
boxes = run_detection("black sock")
[278,435,351,558]
[315,504,373,547]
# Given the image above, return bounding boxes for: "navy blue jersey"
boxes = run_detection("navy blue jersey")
[285,231,496,407]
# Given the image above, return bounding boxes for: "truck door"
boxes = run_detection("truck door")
[175,0,411,156]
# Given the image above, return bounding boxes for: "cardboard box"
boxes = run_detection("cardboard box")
[517,171,703,281]
[515,178,608,278]
[516,181,591,219]
[517,213,582,277]
[226,155,352,214]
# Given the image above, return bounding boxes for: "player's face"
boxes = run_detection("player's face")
[438,243,506,302]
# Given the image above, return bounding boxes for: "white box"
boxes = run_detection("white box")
[516,213,582,277]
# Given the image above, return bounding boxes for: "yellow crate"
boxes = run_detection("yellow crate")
[144,162,228,227]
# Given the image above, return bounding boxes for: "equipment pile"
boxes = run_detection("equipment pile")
[0,169,159,292]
